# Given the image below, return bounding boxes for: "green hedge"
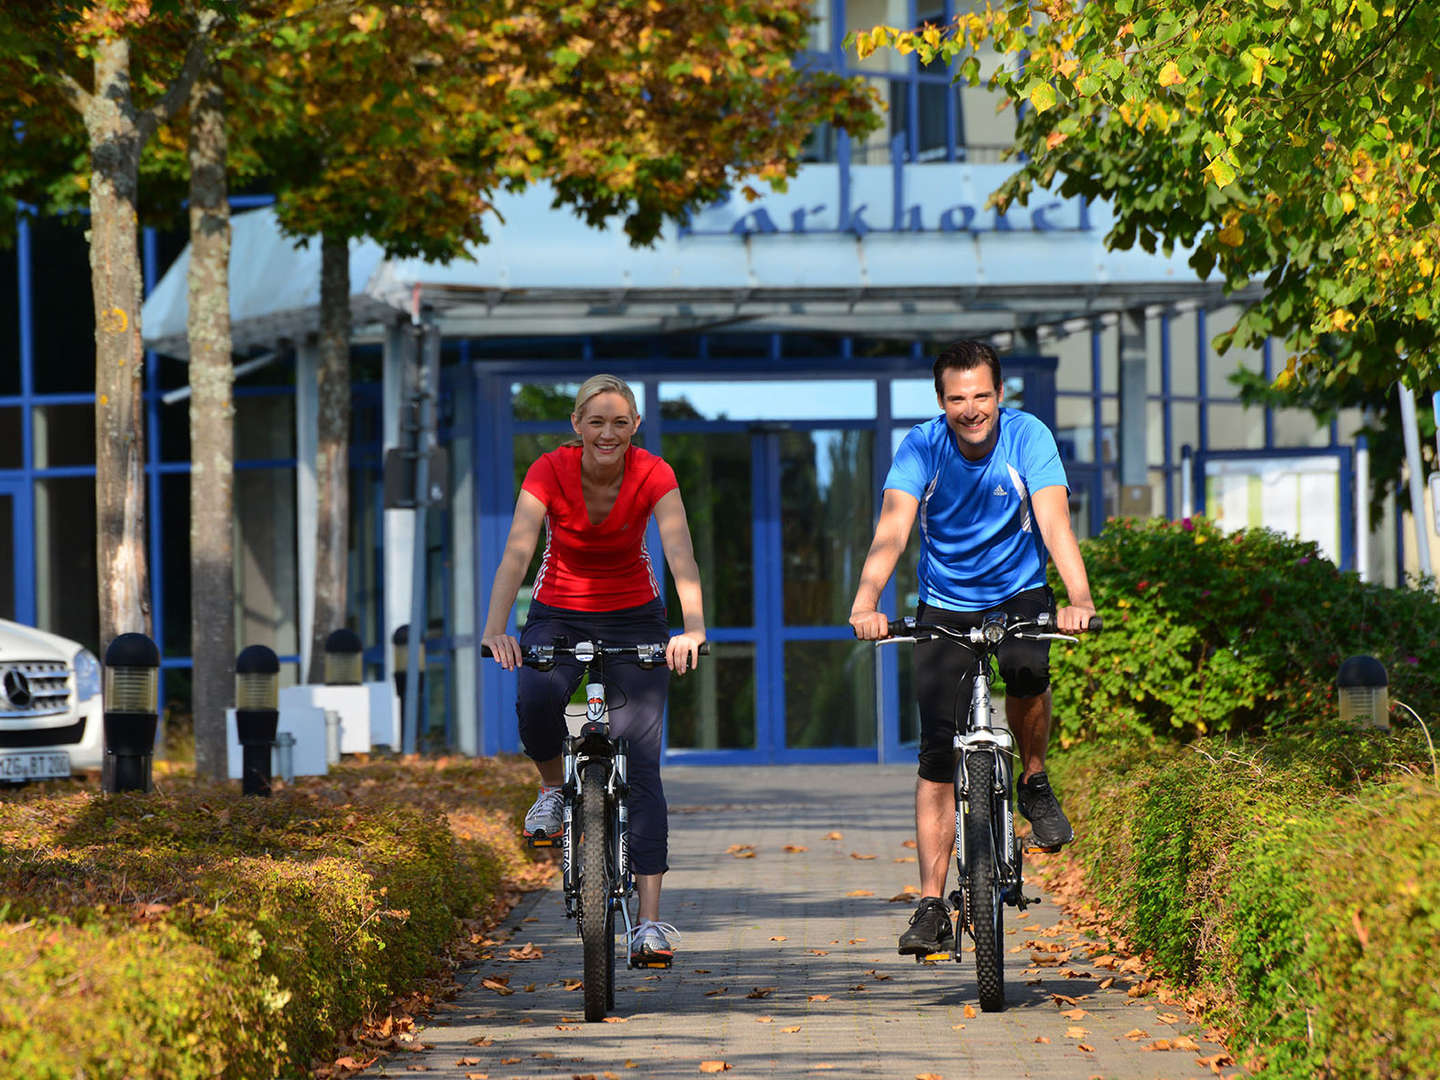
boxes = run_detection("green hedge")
[1049,731,1440,1080]
[0,757,539,1079]
[1050,516,1440,745]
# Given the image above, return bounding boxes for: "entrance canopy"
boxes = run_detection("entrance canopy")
[142,162,1238,357]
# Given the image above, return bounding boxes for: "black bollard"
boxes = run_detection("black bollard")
[235,645,280,796]
[103,633,160,794]
[323,628,364,686]
[391,625,425,752]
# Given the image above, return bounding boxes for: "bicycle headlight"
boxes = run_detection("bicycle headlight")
[981,614,1006,645]
[74,647,102,701]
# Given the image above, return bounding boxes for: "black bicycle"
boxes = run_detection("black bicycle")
[483,637,705,1021]
[876,611,1100,1012]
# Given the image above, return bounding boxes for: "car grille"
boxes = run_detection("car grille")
[0,661,72,719]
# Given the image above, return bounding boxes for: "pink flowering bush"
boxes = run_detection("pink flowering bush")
[1049,516,1440,744]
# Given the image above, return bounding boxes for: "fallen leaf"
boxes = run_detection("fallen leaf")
[1123,1028,1149,1040]
[808,994,831,1002]
[466,1075,488,1080]
[1066,1026,1089,1039]
[756,1016,773,1023]
[603,1016,628,1023]
[523,983,536,992]
[1077,1043,1094,1053]
[1196,1051,1235,1072]
[507,942,543,960]
[1173,1035,1201,1051]
[1143,1039,1174,1051]
[1060,1008,1088,1020]
[727,845,757,859]
[335,1058,376,1071]
[1090,953,1119,969]
[481,977,514,996]
[1033,1036,1050,1044]
[535,1052,556,1060]
[894,856,917,863]
[455,1059,483,1067]
[783,844,808,853]
[704,987,728,997]
[963,1005,977,1019]
[901,840,917,849]
[699,1062,731,1073]
[916,1074,942,1080]
[808,949,830,956]
[1353,909,1370,950]
[770,935,788,942]
[845,889,874,897]
[501,1059,522,1066]
[406,1067,429,1073]
[1156,1011,1181,1024]
[556,1024,579,1030]
[823,831,843,840]
[1098,976,1115,989]
[849,938,867,944]
[781,1025,801,1033]
[746,987,775,999]
[850,852,877,860]
[1050,993,1080,1006]
[562,978,583,991]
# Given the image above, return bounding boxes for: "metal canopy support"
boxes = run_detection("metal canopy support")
[295,341,318,680]
[1117,308,1150,515]
[402,311,441,755]
[382,321,414,700]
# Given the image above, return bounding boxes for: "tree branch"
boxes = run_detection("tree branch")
[51,67,92,115]
[137,8,224,143]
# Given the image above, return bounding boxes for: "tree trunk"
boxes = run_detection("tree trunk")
[186,54,234,780]
[306,231,352,683]
[87,37,152,649]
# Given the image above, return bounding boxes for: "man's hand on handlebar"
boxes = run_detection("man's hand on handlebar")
[667,631,706,676]
[1054,604,1098,634]
[849,609,890,641]
[481,632,522,671]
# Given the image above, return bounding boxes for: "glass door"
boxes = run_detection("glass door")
[0,477,32,624]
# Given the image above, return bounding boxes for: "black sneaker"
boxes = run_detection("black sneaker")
[898,896,953,956]
[1017,771,1075,851]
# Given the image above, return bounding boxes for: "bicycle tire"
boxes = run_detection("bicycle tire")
[965,751,1006,1012]
[580,761,612,1021]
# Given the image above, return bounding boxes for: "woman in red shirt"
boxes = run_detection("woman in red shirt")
[481,374,706,965]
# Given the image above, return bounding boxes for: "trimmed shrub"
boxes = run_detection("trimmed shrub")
[1049,730,1440,1080]
[1050,517,1440,744]
[0,756,542,1078]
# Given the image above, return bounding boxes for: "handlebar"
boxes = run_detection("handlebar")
[482,639,710,671]
[870,612,1102,648]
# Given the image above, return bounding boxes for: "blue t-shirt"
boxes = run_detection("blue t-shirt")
[885,409,1069,611]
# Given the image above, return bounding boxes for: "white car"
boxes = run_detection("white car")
[0,618,104,781]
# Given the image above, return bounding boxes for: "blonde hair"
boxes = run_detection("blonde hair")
[573,374,639,421]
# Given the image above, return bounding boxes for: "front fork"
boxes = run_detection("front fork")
[559,725,632,927]
[950,685,1022,946]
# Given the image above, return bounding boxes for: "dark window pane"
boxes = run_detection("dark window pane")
[663,433,753,629]
[0,492,13,620]
[0,243,18,394]
[667,642,755,750]
[34,404,94,468]
[779,429,873,626]
[784,640,875,749]
[35,476,99,654]
[30,219,95,394]
[0,408,20,468]
[160,473,190,655]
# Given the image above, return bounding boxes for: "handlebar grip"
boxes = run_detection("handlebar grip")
[698,642,711,655]
[1087,616,1103,633]
[481,644,493,658]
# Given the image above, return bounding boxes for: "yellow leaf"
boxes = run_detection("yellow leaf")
[1341,192,1357,213]
[1029,83,1057,113]
[1157,61,1184,87]
[1203,156,1236,188]
[1046,130,1069,151]
[1330,309,1356,332]
[1217,223,1244,247]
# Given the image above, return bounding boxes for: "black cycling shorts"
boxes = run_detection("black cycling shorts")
[914,585,1055,784]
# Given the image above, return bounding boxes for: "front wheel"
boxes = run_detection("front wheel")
[964,751,1006,1012]
[579,761,614,1021]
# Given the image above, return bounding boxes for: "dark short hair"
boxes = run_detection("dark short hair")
[932,340,1002,396]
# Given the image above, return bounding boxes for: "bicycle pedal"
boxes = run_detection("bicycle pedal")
[1023,840,1063,854]
[525,835,558,848]
[919,951,948,964]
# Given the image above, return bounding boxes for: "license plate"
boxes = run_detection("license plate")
[0,751,70,781]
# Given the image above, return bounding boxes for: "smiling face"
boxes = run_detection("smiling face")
[571,391,639,469]
[938,365,1003,459]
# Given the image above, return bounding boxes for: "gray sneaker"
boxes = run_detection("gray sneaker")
[523,786,564,841]
[629,920,679,966]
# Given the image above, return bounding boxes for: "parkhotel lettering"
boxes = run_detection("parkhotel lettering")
[679,166,1094,239]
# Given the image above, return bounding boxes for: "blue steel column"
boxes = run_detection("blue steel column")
[1161,311,1174,519]
[875,376,900,764]
[1262,337,1275,448]
[1089,322,1104,536]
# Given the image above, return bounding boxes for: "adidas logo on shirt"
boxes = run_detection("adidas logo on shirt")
[993,484,1008,496]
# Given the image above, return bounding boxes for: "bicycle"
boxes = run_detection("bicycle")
[875,611,1100,1012]
[483,636,706,1022]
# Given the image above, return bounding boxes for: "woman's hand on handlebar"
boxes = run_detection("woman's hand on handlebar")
[849,609,890,640]
[1054,604,1099,634]
[667,630,706,676]
[481,632,522,671]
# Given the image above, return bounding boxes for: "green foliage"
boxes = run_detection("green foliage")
[0,757,541,1078]
[859,3,1440,391]
[1049,516,1440,744]
[1050,733,1440,1079]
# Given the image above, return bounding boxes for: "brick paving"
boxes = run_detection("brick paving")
[384,765,1240,1080]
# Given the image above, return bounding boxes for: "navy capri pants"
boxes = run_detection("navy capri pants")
[517,597,671,875]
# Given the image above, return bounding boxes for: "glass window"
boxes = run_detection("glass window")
[1273,408,1331,448]
[1053,334,1094,393]
[660,380,876,421]
[807,0,831,51]
[1168,311,1199,396]
[0,408,20,469]
[235,466,298,660]
[513,381,647,421]
[0,243,18,395]
[0,491,13,621]
[1170,403,1200,463]
[33,404,94,468]
[667,643,755,750]
[664,433,753,628]
[780,429,873,626]
[1207,403,1264,451]
[785,640,876,748]
[30,219,94,394]
[1055,396,1095,463]
[236,394,295,459]
[159,473,190,655]
[958,84,1016,162]
[892,379,937,419]
[34,476,98,651]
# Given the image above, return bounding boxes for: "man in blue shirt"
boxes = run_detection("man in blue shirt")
[849,340,1097,958]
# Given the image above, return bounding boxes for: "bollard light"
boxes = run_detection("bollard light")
[235,645,280,796]
[103,633,160,793]
[391,625,425,754]
[323,628,364,686]
[1338,655,1389,730]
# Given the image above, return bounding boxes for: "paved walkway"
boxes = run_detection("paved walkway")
[386,766,1239,1080]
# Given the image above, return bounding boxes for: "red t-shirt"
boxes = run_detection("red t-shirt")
[521,445,679,611]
